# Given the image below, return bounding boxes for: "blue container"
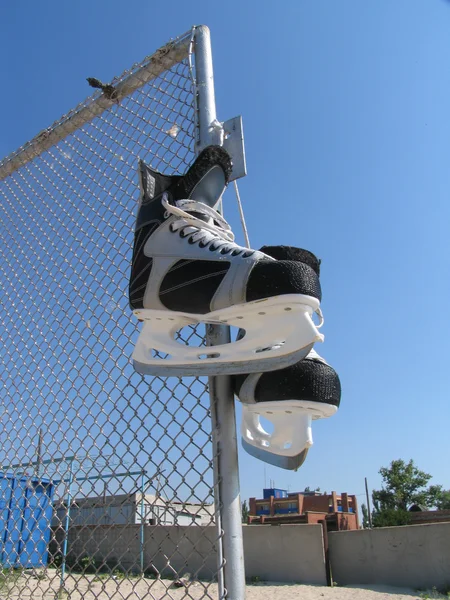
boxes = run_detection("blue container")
[0,474,54,568]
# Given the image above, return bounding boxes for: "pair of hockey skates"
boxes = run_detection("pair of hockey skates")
[129,146,341,470]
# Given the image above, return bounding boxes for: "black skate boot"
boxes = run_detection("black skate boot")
[129,149,323,377]
[233,245,340,470]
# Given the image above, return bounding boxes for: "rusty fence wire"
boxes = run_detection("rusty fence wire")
[0,27,225,600]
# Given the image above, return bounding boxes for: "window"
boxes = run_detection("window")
[287,502,297,509]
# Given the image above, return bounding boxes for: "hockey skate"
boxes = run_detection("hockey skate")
[129,147,324,377]
[233,246,341,470]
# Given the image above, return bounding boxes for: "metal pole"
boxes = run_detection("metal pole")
[60,459,74,592]
[194,25,246,600]
[140,470,145,575]
[0,32,193,182]
[365,477,373,528]
[35,428,43,480]
[193,26,224,152]
[208,361,245,600]
[2,454,80,471]
[55,470,145,485]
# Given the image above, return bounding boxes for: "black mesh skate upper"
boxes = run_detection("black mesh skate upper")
[260,245,321,276]
[234,357,341,407]
[159,260,231,314]
[129,146,232,310]
[247,243,321,304]
[246,260,322,303]
[236,243,339,407]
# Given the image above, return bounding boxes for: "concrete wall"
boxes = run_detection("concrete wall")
[51,521,450,588]
[145,525,218,578]
[53,525,143,572]
[52,523,327,583]
[243,524,326,584]
[51,525,218,577]
[329,522,450,589]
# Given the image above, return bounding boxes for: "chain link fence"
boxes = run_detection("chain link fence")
[0,27,229,600]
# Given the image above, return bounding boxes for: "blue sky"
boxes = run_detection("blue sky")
[1,0,450,510]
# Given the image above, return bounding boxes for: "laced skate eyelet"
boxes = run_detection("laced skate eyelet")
[169,224,175,233]
[164,211,170,219]
[199,241,207,248]
[179,231,187,238]
[209,245,218,252]
[188,237,195,245]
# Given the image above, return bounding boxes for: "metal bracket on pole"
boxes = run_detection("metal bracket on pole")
[193,25,246,600]
[208,116,247,181]
[222,116,247,181]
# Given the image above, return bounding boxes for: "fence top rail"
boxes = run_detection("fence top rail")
[0,28,195,182]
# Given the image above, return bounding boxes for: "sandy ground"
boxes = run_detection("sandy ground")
[0,572,447,600]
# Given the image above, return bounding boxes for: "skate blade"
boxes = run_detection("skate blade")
[240,400,338,471]
[132,294,324,377]
[241,440,310,471]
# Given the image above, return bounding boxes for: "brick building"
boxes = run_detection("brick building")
[248,488,359,530]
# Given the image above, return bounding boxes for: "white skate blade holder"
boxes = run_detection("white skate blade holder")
[132,294,323,377]
[241,400,337,471]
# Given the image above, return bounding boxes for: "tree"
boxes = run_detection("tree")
[434,488,450,510]
[372,507,411,528]
[371,459,442,527]
[303,486,321,493]
[241,500,249,524]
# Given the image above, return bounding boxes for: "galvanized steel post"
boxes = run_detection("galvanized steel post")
[193,25,246,600]
[140,470,145,575]
[60,458,74,593]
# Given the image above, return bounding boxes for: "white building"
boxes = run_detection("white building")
[53,492,215,527]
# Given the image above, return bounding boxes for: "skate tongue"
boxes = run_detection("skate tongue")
[188,164,227,209]
[177,146,231,208]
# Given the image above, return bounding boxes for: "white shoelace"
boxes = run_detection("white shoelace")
[162,193,252,256]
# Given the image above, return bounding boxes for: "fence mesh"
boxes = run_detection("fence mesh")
[0,29,223,599]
